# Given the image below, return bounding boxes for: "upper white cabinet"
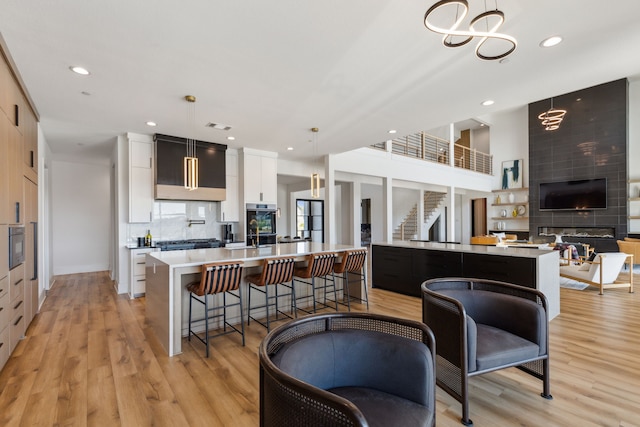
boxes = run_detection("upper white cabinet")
[220,149,240,222]
[242,149,277,204]
[128,133,154,223]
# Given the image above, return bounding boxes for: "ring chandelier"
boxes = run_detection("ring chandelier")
[424,0,517,61]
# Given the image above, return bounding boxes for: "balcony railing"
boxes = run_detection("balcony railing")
[370,132,493,175]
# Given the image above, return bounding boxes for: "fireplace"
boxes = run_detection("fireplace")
[538,226,615,239]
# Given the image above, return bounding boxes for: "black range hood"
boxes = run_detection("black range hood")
[154,134,227,201]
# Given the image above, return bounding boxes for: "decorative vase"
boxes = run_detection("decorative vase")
[501,209,507,217]
[496,195,501,204]
[555,234,563,243]
[512,208,518,217]
[508,192,515,203]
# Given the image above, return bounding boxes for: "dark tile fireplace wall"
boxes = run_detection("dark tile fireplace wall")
[528,79,628,252]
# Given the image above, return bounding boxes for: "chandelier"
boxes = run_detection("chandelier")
[184,95,198,190]
[538,98,566,131]
[424,0,517,61]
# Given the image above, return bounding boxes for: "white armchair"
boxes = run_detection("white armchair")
[559,252,633,295]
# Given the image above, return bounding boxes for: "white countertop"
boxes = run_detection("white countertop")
[148,242,360,267]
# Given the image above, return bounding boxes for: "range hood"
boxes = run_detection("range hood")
[154,134,227,201]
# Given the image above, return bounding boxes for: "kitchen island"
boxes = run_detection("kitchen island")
[372,241,560,320]
[145,242,360,356]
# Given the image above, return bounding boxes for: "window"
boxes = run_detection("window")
[296,199,324,242]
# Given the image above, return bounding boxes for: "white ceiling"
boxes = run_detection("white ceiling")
[2,0,640,162]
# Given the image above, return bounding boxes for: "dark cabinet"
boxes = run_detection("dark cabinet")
[373,244,537,297]
[462,253,535,288]
[372,246,463,297]
[372,245,414,295]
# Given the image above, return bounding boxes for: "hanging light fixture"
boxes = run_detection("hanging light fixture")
[538,97,566,131]
[310,127,320,199]
[424,0,517,61]
[184,95,198,190]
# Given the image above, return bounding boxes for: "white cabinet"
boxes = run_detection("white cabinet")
[220,149,240,222]
[242,150,277,204]
[128,134,154,223]
[129,247,158,298]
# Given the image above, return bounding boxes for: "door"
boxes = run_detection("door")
[472,198,487,237]
[296,199,324,242]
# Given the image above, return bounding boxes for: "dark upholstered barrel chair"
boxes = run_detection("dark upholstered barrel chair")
[259,312,436,427]
[422,278,551,426]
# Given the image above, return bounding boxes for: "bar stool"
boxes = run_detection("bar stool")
[333,249,369,311]
[293,252,338,313]
[246,257,297,331]
[187,261,245,357]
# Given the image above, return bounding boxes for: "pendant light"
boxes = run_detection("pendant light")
[538,97,566,131]
[184,95,198,190]
[310,127,320,199]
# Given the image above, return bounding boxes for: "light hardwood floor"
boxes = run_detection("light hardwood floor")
[1,270,639,426]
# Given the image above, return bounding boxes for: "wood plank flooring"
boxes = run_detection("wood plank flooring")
[1,270,640,426]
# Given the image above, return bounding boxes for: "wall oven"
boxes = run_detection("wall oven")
[9,226,25,270]
[246,203,277,246]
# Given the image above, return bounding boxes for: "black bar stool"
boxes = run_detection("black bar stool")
[293,252,338,313]
[246,257,297,331]
[187,261,245,357]
[333,249,368,311]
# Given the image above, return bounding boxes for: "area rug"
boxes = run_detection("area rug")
[559,277,589,290]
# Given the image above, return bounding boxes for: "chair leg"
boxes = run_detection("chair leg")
[541,357,553,399]
[204,294,210,358]
[342,272,351,311]
[461,375,472,426]
[238,286,246,346]
[188,293,193,341]
[362,268,369,310]
[290,279,298,318]
[247,285,252,325]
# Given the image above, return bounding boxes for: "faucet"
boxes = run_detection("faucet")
[249,219,259,247]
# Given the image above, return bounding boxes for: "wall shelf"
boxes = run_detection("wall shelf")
[492,202,529,207]
[492,187,529,193]
[491,217,528,220]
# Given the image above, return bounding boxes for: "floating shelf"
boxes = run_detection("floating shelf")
[491,217,529,220]
[492,202,529,207]
[492,187,529,193]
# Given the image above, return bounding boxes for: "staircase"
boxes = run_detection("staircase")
[393,191,446,240]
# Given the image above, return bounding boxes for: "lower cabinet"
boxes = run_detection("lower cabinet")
[0,275,10,368]
[130,247,158,298]
[372,245,463,297]
[9,263,25,354]
[372,244,537,297]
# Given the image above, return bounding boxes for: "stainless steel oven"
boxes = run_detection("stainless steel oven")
[9,226,25,270]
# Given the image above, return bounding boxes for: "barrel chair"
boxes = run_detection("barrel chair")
[422,277,551,426]
[259,312,436,427]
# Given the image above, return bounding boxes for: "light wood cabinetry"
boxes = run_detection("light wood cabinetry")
[1,43,39,371]
[9,263,25,353]
[0,118,8,225]
[8,123,23,224]
[242,150,277,204]
[24,177,38,324]
[220,149,239,222]
[129,134,154,223]
[129,247,158,298]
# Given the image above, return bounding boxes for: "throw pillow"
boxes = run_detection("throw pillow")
[587,251,597,262]
[578,262,590,271]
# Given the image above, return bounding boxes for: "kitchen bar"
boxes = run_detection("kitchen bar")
[145,241,361,356]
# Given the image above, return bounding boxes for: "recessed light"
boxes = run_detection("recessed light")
[70,66,90,75]
[480,123,485,127]
[226,136,235,141]
[287,147,294,151]
[540,36,563,48]
[388,129,397,134]
[481,100,495,106]
[146,121,157,127]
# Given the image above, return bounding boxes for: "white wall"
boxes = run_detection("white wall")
[51,159,111,275]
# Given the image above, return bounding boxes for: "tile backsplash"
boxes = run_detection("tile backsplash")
[127,200,238,244]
